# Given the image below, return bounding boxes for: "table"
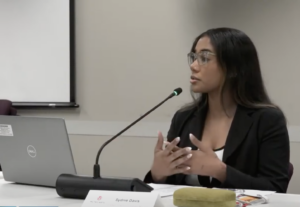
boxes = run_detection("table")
[0,172,299,207]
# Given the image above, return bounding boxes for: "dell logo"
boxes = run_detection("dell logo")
[27,145,37,158]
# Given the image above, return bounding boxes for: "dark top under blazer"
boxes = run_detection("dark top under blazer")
[144,104,290,193]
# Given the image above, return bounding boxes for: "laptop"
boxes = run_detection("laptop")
[0,115,77,187]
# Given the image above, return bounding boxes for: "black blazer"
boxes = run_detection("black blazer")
[144,104,290,193]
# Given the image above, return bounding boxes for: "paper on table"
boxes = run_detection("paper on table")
[149,183,202,197]
[213,188,276,197]
[241,190,275,197]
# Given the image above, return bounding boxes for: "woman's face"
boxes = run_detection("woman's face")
[189,36,224,94]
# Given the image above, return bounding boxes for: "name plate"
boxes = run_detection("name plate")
[82,190,164,207]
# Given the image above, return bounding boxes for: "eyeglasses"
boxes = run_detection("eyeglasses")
[187,51,215,66]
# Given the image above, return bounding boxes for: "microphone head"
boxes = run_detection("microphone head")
[173,88,182,96]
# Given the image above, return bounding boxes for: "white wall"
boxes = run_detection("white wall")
[18,0,300,193]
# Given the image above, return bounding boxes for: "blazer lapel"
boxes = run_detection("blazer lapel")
[222,105,254,162]
[176,105,208,185]
[190,105,208,149]
[192,105,212,187]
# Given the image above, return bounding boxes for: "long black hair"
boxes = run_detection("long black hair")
[183,28,279,113]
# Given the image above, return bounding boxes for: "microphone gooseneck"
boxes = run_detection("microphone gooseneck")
[93,88,182,178]
[56,88,182,199]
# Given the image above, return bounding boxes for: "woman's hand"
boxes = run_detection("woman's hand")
[150,132,193,182]
[184,134,227,182]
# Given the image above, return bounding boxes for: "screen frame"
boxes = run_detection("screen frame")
[12,0,78,109]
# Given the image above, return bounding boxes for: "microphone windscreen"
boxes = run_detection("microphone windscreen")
[173,88,182,96]
[173,187,236,207]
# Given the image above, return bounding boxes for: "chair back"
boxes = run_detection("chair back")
[0,99,17,171]
[0,99,17,115]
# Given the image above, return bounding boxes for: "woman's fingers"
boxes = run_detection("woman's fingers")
[168,147,192,163]
[155,131,164,152]
[163,137,180,156]
[169,153,192,170]
[164,141,180,152]
[162,139,193,174]
[172,163,191,174]
[176,164,189,168]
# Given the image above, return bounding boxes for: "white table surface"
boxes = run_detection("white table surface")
[0,172,299,207]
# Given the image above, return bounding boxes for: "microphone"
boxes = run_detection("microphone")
[56,88,183,199]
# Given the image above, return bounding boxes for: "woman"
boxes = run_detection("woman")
[144,28,290,193]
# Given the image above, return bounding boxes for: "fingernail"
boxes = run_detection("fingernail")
[186,167,190,170]
[187,154,192,158]
[175,137,180,142]
[186,147,192,151]
[189,134,195,140]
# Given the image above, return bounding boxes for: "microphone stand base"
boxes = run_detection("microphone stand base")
[56,174,154,199]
